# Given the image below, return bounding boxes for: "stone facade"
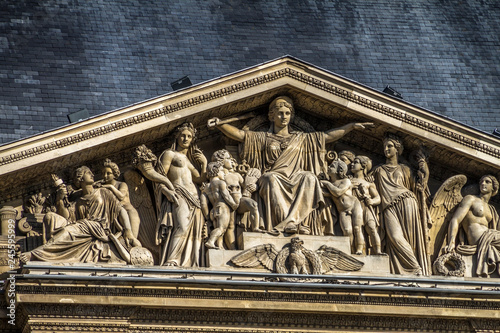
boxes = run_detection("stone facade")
[1,57,500,332]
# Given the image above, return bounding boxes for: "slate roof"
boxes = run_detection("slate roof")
[1,0,499,145]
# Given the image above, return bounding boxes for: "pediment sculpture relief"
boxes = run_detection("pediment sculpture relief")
[4,95,499,279]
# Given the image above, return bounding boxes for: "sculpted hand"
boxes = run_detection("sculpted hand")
[123,229,141,248]
[56,186,68,202]
[353,122,375,130]
[207,117,220,129]
[246,183,257,194]
[160,185,179,206]
[444,241,456,253]
[320,180,332,189]
[192,150,207,167]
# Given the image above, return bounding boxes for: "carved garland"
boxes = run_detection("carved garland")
[1,64,499,167]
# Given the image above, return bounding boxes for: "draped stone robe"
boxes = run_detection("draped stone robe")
[241,129,327,234]
[32,188,123,263]
[373,163,430,275]
[154,149,204,267]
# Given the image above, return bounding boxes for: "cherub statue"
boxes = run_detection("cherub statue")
[338,150,356,177]
[101,158,159,262]
[211,149,262,239]
[202,162,240,250]
[100,159,141,238]
[350,155,384,255]
[321,159,365,255]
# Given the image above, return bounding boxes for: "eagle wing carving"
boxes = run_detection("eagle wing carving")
[316,245,364,272]
[230,244,279,271]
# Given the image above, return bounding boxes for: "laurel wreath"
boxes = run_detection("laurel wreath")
[432,252,466,277]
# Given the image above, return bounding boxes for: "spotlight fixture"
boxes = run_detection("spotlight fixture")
[67,109,89,123]
[383,85,403,99]
[171,76,192,91]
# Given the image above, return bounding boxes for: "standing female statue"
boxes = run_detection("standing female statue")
[208,96,372,235]
[136,123,207,267]
[372,135,430,275]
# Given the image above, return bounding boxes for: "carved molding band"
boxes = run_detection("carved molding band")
[16,284,500,311]
[2,61,499,168]
[18,304,500,333]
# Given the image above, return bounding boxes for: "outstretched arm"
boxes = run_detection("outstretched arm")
[137,159,175,191]
[324,122,374,144]
[207,117,245,142]
[321,179,351,198]
[103,182,128,201]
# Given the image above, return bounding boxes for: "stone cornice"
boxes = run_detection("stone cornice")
[1,57,499,173]
[14,284,500,333]
[14,272,500,319]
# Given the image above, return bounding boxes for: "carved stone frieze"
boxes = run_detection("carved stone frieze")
[14,282,500,311]
[16,305,500,333]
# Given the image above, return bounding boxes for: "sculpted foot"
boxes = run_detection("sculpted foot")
[20,252,32,264]
[284,222,298,234]
[267,229,280,236]
[165,261,178,267]
[298,225,310,235]
[205,241,218,249]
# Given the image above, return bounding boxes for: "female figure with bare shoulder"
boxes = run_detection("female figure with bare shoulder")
[446,175,500,277]
[137,123,207,267]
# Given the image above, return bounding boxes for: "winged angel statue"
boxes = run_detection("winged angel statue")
[429,174,500,277]
[428,174,468,264]
[230,237,364,281]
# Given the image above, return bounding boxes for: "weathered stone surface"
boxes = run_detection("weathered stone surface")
[1,56,500,332]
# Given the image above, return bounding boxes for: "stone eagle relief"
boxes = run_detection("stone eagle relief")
[6,95,499,278]
[230,237,364,281]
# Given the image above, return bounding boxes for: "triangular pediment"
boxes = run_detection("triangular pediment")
[1,56,500,206]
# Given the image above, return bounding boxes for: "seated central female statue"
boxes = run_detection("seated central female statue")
[208,96,372,235]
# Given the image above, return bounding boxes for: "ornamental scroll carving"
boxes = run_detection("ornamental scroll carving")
[1,95,497,279]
